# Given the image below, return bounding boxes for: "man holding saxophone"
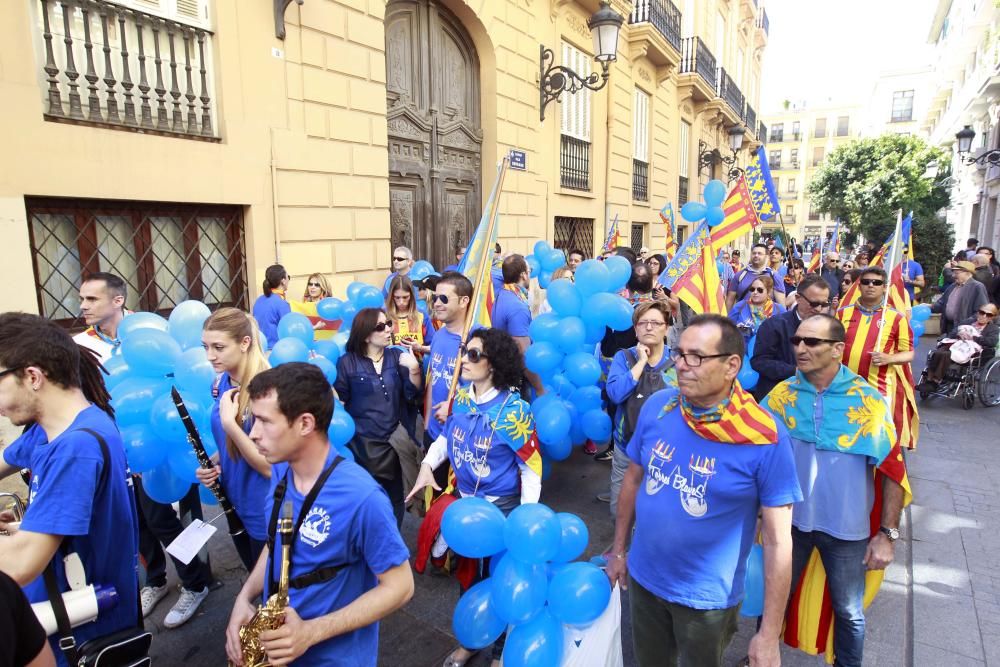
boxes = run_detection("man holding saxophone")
[226,363,413,666]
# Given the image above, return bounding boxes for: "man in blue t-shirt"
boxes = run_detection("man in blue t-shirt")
[727,243,785,310]
[226,363,412,667]
[607,314,801,667]
[0,314,140,666]
[425,272,475,447]
[901,248,924,302]
[492,254,544,395]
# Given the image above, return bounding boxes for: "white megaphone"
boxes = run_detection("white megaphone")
[31,552,119,636]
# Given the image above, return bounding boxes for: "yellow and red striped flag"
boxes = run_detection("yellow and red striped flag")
[660,203,678,260]
[710,173,760,250]
[659,221,727,315]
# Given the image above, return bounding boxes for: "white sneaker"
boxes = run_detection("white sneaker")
[163,587,210,628]
[140,584,169,618]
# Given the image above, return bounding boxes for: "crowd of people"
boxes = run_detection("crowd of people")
[0,231,974,667]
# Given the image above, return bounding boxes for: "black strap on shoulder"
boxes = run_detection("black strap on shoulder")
[267,454,344,594]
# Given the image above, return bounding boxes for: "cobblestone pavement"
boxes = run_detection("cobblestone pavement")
[4,337,999,665]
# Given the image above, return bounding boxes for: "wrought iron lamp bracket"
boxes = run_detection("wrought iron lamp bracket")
[962,150,1000,167]
[275,0,304,40]
[697,140,738,178]
[539,45,610,121]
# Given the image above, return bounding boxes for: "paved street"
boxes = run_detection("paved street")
[4,336,999,666]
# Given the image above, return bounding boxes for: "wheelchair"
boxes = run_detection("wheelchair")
[916,345,1000,409]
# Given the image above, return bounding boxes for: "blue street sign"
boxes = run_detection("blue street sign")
[509,150,526,171]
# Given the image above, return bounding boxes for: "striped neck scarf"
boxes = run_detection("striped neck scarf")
[664,384,778,445]
[503,283,528,302]
[749,298,774,324]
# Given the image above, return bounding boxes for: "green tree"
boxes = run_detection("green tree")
[807,134,953,283]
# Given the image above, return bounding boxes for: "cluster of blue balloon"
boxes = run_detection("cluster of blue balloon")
[679,179,729,228]
[736,335,759,391]
[525,240,573,289]
[442,498,610,667]
[911,303,931,337]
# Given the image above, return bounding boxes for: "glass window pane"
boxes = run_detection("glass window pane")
[94,215,139,309]
[149,216,189,309]
[30,213,82,320]
[198,217,233,305]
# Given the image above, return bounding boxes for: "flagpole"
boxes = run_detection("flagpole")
[873,209,904,404]
[775,212,793,269]
[444,155,511,408]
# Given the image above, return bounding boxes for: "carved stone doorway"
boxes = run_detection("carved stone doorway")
[385,0,483,271]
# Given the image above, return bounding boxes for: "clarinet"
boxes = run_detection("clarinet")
[170,386,246,537]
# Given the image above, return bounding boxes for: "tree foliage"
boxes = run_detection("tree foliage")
[807,134,953,281]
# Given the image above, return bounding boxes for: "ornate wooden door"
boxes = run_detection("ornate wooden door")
[385,0,482,271]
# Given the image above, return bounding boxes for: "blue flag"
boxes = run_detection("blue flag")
[744,146,781,221]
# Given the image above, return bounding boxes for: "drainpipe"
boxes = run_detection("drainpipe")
[604,61,616,244]
[270,127,281,263]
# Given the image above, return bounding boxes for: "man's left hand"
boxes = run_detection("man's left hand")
[864,532,895,570]
[259,607,318,666]
[747,632,781,667]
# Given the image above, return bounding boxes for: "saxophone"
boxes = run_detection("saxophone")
[234,501,293,667]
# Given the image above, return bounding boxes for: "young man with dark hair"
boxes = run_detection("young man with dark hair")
[567,249,585,272]
[966,237,980,260]
[226,363,412,666]
[426,272,474,446]
[493,255,544,395]
[0,313,139,664]
[74,272,128,361]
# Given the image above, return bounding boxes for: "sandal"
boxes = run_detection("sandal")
[442,647,479,667]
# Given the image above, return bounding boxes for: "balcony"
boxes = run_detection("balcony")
[758,121,767,143]
[33,0,218,140]
[560,135,591,191]
[756,7,769,45]
[628,0,682,69]
[745,104,757,135]
[716,67,745,122]
[632,159,649,201]
[678,37,717,102]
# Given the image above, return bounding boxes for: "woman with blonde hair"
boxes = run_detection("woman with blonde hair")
[291,272,336,340]
[536,265,574,315]
[385,274,433,355]
[195,307,272,571]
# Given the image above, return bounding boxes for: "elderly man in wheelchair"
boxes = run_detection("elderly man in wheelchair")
[917,302,1000,407]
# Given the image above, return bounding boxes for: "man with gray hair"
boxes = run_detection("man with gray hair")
[383,246,414,297]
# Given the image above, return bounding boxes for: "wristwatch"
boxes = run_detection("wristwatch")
[879,526,900,542]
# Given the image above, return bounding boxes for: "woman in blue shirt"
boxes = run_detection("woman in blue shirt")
[407,328,541,667]
[251,264,290,348]
[196,307,271,571]
[728,274,785,345]
[335,307,423,527]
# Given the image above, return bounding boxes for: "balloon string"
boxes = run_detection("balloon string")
[470,391,514,499]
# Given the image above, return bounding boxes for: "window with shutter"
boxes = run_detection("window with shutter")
[633,89,650,162]
[679,121,691,177]
[560,41,592,142]
[109,0,211,30]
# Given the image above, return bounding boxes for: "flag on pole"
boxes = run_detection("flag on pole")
[659,221,727,315]
[660,203,678,260]
[807,232,825,274]
[744,146,781,221]
[711,173,760,250]
[830,219,841,254]
[601,214,620,253]
[455,159,507,331]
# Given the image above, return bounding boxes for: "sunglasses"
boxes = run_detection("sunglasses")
[373,321,390,332]
[841,279,853,285]
[393,256,409,262]
[796,294,831,309]
[307,282,322,287]
[748,287,766,294]
[790,336,842,347]
[979,310,997,317]
[859,279,885,287]
[461,346,488,363]
[431,294,450,304]
[0,366,23,380]
[828,259,840,263]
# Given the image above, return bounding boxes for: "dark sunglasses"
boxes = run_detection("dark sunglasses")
[790,336,842,347]
[859,279,885,287]
[373,321,390,332]
[460,346,488,363]
[307,282,322,287]
[828,259,840,263]
[0,366,23,380]
[431,294,450,304]
[979,310,997,317]
[796,294,831,309]
[393,256,409,262]
[748,286,766,294]
[841,278,853,285]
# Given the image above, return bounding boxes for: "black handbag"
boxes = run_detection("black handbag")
[347,435,400,481]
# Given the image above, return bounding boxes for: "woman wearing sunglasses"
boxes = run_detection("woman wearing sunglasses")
[290,272,336,340]
[407,328,541,667]
[919,303,1000,391]
[728,275,786,344]
[334,308,423,527]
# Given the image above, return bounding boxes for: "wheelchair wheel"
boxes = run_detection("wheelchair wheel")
[978,358,1000,407]
[964,388,975,410]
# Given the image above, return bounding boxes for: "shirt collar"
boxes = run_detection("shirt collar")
[470,384,500,404]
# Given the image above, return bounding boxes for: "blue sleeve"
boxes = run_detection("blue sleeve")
[2,427,42,469]
[605,350,638,405]
[392,350,419,402]
[334,356,351,405]
[278,299,291,318]
[773,278,786,294]
[750,318,796,383]
[756,427,803,508]
[507,303,531,338]
[353,487,409,575]
[20,439,103,537]
[422,315,434,345]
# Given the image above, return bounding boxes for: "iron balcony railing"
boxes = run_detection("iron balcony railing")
[629,0,682,53]
[757,8,769,36]
[759,121,768,142]
[680,37,717,91]
[35,0,218,139]
[632,159,649,201]
[560,135,591,191]
[717,67,745,119]
[745,104,757,134]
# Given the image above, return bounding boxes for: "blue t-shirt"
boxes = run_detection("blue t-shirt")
[624,389,801,609]
[426,327,464,440]
[252,293,291,348]
[264,448,409,666]
[728,267,785,300]
[491,287,531,338]
[211,373,270,541]
[447,388,529,498]
[902,260,924,301]
[3,407,139,664]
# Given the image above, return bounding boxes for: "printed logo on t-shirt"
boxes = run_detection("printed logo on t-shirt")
[646,444,718,518]
[644,440,675,495]
[299,506,331,547]
[29,474,39,504]
[451,427,491,479]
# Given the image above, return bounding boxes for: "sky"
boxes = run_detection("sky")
[759,0,939,113]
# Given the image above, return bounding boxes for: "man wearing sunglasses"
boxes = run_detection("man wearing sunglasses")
[820,252,845,300]
[750,275,832,401]
[762,315,906,666]
[381,246,414,298]
[424,273,475,449]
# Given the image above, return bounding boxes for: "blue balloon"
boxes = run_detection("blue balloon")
[741,544,765,617]
[120,423,168,473]
[355,286,384,310]
[309,355,338,384]
[525,254,541,277]
[490,553,548,624]
[533,240,552,258]
[680,201,707,222]
[737,358,759,390]
[167,437,202,484]
[199,483,220,506]
[277,312,314,346]
[568,386,602,413]
[150,390,209,443]
[174,346,215,396]
[551,374,576,398]
[119,312,169,341]
[542,249,566,272]
[528,313,561,344]
[142,462,191,504]
[535,403,571,444]
[911,304,931,322]
[530,392,562,418]
[121,329,182,378]
[340,303,358,329]
[410,260,435,281]
[504,503,560,564]
[556,316,586,354]
[313,339,342,364]
[565,401,586,446]
[503,608,564,667]
[316,297,344,322]
[269,337,310,366]
[346,281,367,302]
[574,260,611,297]
[706,205,726,227]
[563,352,601,388]
[452,579,506,650]
[747,334,757,358]
[546,279,582,317]
[553,513,589,563]
[525,342,563,376]
[537,270,554,289]
[333,330,350,354]
[583,318,606,344]
[101,354,131,392]
[111,377,170,427]
[441,497,507,558]
[911,319,926,338]
[604,255,632,291]
[605,296,634,332]
[546,562,612,626]
[329,407,356,447]
[542,435,572,461]
[168,300,211,350]
[581,409,612,442]
[704,179,727,208]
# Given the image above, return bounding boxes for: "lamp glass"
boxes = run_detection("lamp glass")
[728,126,745,152]
[956,125,975,154]
[592,23,621,62]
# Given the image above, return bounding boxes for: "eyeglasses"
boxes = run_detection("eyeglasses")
[0,366,22,380]
[795,294,831,309]
[979,310,997,318]
[393,256,409,262]
[636,320,666,329]
[841,279,853,286]
[748,287,766,294]
[669,350,731,367]
[374,321,390,332]
[461,346,488,363]
[307,282,322,287]
[790,336,842,347]
[431,294,450,304]
[859,279,885,287]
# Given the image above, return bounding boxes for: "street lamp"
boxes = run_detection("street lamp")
[698,126,747,183]
[539,2,624,121]
[728,125,746,153]
[955,125,1000,166]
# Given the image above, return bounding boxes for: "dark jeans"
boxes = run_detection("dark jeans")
[135,477,213,593]
[231,532,267,573]
[791,528,869,667]
[628,575,740,667]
